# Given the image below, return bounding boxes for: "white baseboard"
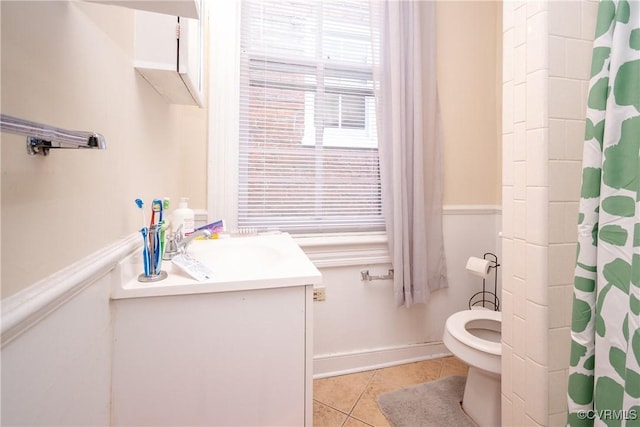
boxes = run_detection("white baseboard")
[313,342,451,379]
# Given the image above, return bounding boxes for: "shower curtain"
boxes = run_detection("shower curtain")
[374,1,448,308]
[567,1,640,425]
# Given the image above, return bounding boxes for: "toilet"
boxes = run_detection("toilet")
[442,309,502,427]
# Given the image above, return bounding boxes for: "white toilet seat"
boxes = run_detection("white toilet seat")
[445,309,502,356]
[442,309,502,426]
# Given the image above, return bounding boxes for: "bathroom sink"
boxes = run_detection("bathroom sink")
[188,236,284,273]
[114,232,322,299]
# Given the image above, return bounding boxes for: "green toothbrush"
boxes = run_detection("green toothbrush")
[160,198,170,259]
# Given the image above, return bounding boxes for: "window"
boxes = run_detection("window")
[239,0,383,233]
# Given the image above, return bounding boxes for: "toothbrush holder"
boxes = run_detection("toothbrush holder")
[138,223,168,282]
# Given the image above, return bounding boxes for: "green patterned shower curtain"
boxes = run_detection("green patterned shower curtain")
[567,1,640,426]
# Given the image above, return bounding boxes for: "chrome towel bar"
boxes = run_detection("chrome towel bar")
[0,114,106,156]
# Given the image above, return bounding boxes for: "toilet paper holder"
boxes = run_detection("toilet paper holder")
[468,252,500,311]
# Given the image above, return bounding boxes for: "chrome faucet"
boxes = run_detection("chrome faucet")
[163,227,212,260]
[178,229,212,251]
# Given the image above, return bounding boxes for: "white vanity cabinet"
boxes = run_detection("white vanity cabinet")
[112,286,313,426]
[133,5,204,106]
[110,234,320,426]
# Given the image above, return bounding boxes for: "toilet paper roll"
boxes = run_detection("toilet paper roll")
[466,256,492,279]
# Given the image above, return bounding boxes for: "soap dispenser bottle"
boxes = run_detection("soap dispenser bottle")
[172,197,195,234]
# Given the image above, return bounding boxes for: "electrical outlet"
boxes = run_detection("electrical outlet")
[313,287,326,301]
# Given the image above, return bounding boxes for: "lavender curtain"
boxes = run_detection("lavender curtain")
[375,1,448,307]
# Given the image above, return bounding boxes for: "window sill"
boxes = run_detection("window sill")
[293,232,391,268]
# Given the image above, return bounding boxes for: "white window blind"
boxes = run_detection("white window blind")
[238,0,383,233]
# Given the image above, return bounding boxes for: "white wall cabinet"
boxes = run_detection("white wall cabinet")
[87,0,200,19]
[134,6,204,106]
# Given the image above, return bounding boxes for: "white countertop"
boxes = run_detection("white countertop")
[113,232,322,299]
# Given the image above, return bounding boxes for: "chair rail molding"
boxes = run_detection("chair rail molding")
[1,234,140,347]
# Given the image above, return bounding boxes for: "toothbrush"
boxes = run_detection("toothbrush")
[140,227,150,276]
[159,198,166,223]
[151,199,162,227]
[160,198,170,260]
[149,200,163,272]
[159,220,167,267]
[151,224,161,274]
[136,199,151,276]
[135,199,146,228]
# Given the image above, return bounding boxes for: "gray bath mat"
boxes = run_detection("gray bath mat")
[377,375,476,427]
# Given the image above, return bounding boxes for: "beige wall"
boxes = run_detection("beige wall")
[1,0,502,297]
[0,1,203,297]
[437,1,501,206]
[176,104,208,209]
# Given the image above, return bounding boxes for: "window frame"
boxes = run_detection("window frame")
[208,0,385,240]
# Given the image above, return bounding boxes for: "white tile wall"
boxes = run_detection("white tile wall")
[581,2,599,39]
[549,203,567,243]
[502,290,514,346]
[548,1,582,38]
[514,6,527,45]
[549,412,568,427]
[525,359,549,423]
[515,83,527,123]
[549,286,574,329]
[515,45,527,84]
[503,394,514,427]
[502,188,515,239]
[548,369,568,414]
[525,243,548,305]
[514,122,527,161]
[525,416,544,427]
[548,118,565,159]
[548,160,582,201]
[526,187,549,244]
[526,129,549,187]
[504,28,515,82]
[548,327,571,371]
[512,394,526,426]
[514,201,527,239]
[503,133,515,186]
[504,3,515,32]
[549,77,584,119]
[525,301,549,365]
[526,11,548,73]
[565,39,592,80]
[502,1,595,424]
[526,70,548,129]
[502,343,514,397]
[551,202,581,244]
[549,36,566,77]
[514,162,527,200]
[548,243,578,285]
[513,238,527,280]
[566,120,587,160]
[513,325,527,392]
[503,81,515,134]
[512,353,526,399]
[527,1,547,18]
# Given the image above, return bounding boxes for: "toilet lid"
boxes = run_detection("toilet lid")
[446,309,502,355]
